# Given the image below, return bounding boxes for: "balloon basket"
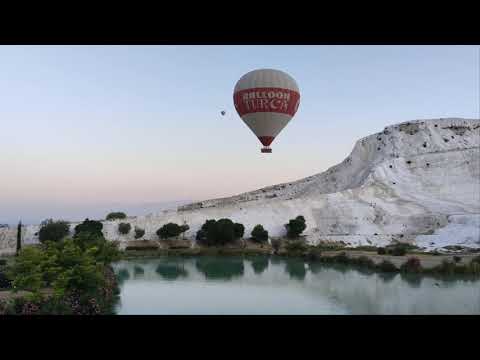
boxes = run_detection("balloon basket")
[261,147,272,153]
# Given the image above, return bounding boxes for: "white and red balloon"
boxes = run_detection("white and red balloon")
[233,69,300,153]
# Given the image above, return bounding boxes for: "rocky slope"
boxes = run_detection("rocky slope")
[1,118,479,255]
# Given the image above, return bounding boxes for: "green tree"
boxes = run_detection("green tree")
[196,229,206,243]
[106,212,127,221]
[157,223,183,239]
[233,223,245,239]
[38,219,70,244]
[16,220,22,256]
[10,238,116,299]
[198,219,217,246]
[72,231,121,264]
[215,219,235,245]
[251,225,269,243]
[74,219,103,238]
[118,223,131,235]
[134,227,145,239]
[285,216,307,239]
[196,219,240,246]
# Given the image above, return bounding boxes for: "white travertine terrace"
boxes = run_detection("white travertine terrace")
[1,118,479,255]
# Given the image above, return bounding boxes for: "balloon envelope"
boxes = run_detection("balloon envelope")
[233,69,300,152]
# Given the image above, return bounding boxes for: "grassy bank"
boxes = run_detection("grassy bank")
[120,240,480,277]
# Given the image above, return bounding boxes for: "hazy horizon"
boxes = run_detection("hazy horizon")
[1,45,478,225]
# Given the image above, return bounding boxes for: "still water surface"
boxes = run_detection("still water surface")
[112,256,480,315]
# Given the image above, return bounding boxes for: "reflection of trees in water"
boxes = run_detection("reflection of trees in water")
[355,266,376,276]
[116,268,130,285]
[378,272,397,283]
[428,274,474,287]
[285,259,306,281]
[400,273,422,288]
[270,256,283,266]
[308,262,323,275]
[156,263,188,280]
[308,261,351,275]
[249,256,269,274]
[134,265,145,277]
[195,257,244,280]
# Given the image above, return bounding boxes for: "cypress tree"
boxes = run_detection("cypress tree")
[16,220,22,256]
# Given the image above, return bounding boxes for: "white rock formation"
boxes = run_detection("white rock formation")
[1,118,479,255]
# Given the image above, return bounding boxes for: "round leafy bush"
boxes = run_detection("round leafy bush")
[196,219,241,246]
[377,247,386,255]
[233,223,245,239]
[251,224,269,243]
[156,223,187,239]
[118,223,131,235]
[214,219,235,244]
[38,219,70,244]
[106,212,127,221]
[134,227,145,239]
[389,244,407,256]
[285,216,306,239]
[74,219,103,237]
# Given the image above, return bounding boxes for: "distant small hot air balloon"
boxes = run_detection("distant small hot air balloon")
[233,69,300,153]
[221,111,226,116]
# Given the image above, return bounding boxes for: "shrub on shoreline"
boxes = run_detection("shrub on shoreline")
[285,240,308,253]
[251,225,268,243]
[271,238,281,254]
[389,245,407,256]
[118,223,131,235]
[196,219,244,246]
[377,247,386,255]
[234,223,245,239]
[157,223,188,240]
[134,227,145,239]
[285,216,306,239]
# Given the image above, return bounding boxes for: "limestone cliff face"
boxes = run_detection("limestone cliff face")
[1,118,479,255]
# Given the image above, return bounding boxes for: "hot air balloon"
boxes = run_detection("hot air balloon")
[233,69,300,153]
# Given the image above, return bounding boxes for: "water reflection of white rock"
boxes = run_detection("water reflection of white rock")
[112,257,480,315]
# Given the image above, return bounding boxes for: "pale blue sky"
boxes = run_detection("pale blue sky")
[0,45,478,224]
